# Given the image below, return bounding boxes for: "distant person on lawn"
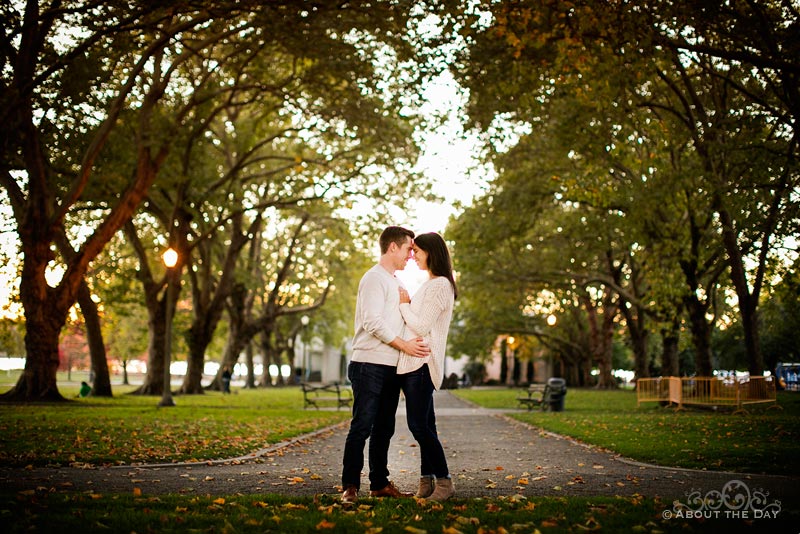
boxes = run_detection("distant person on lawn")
[221,366,232,394]
[340,226,431,504]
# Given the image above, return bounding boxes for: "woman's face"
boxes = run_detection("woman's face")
[412,244,428,271]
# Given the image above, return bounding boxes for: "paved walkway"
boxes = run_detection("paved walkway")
[1,391,797,510]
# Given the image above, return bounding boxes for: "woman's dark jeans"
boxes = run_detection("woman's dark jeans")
[341,361,401,491]
[399,364,449,479]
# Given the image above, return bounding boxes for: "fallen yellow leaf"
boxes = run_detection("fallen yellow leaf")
[316,519,335,530]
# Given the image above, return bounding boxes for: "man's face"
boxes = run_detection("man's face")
[391,236,413,270]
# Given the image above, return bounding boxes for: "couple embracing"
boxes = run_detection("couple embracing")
[341,226,458,504]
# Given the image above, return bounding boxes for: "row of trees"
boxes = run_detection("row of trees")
[0,0,451,401]
[2,1,797,400]
[445,1,799,386]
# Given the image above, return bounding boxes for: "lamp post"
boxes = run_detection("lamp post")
[300,315,310,383]
[159,247,178,407]
[507,336,519,386]
[546,314,557,378]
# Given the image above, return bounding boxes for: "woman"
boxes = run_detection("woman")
[397,232,458,501]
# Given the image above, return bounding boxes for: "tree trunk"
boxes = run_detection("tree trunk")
[684,296,713,376]
[125,222,174,397]
[500,339,508,384]
[259,333,276,387]
[4,314,65,402]
[132,293,168,395]
[220,327,248,381]
[622,302,650,381]
[718,209,765,374]
[2,214,68,401]
[660,318,681,377]
[244,341,257,389]
[511,353,521,386]
[584,291,617,389]
[740,304,763,376]
[180,316,209,395]
[77,281,112,397]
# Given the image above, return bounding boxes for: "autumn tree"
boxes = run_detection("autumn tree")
[122,2,432,395]
[445,0,798,379]
[1,0,444,401]
[1,1,252,401]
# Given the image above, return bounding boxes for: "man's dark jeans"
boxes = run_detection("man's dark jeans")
[341,361,401,491]
[399,364,449,478]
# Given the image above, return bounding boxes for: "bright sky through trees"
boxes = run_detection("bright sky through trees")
[402,70,488,234]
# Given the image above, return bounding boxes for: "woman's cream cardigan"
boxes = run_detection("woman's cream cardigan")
[396,276,455,389]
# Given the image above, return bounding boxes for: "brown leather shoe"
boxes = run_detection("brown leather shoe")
[341,485,358,504]
[369,481,413,498]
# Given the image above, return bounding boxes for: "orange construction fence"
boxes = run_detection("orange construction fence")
[637,376,778,413]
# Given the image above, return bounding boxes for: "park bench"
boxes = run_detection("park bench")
[517,383,549,411]
[301,382,353,410]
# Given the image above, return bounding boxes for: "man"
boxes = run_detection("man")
[341,226,431,504]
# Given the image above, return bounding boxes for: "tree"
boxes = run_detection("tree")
[1,0,444,401]
[445,0,798,378]
[122,1,432,394]
[0,1,243,401]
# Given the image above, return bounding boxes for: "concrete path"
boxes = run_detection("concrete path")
[1,391,797,512]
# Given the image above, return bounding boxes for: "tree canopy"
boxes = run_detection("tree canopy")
[444,0,799,385]
[0,0,447,401]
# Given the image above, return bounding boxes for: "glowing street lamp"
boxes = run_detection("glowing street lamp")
[159,247,178,407]
[162,248,178,270]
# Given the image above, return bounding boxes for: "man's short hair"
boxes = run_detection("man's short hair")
[379,226,415,254]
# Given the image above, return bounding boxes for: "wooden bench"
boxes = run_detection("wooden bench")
[301,382,353,410]
[517,383,549,411]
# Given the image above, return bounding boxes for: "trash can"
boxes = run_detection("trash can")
[547,377,567,412]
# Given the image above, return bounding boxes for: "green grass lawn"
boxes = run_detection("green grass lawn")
[452,387,800,476]
[0,383,350,467]
[2,380,797,532]
[6,491,781,533]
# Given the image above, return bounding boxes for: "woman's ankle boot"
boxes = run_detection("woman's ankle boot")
[428,477,455,501]
[416,476,434,498]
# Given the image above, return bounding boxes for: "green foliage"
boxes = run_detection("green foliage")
[453,388,800,476]
[444,0,799,379]
[3,0,446,400]
[756,260,800,371]
[0,318,24,358]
